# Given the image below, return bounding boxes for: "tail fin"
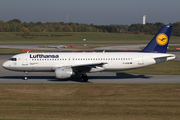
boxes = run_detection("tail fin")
[141,25,172,53]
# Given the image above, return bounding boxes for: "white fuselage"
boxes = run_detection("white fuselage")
[2,52,176,72]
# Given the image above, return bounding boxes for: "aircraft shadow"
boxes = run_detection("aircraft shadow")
[0,73,151,83]
[48,73,151,82]
[89,73,151,79]
[0,76,55,80]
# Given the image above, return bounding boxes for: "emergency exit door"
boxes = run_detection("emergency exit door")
[22,55,28,65]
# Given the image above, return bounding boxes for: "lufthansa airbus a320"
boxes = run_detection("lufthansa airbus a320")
[2,25,176,82]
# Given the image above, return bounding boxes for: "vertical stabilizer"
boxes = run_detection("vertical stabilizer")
[141,25,172,53]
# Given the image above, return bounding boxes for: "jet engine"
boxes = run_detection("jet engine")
[55,67,74,79]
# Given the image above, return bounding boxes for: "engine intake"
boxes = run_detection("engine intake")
[55,67,74,79]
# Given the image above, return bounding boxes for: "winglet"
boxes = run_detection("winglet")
[141,25,172,53]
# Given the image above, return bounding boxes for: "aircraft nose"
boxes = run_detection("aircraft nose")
[2,61,9,69]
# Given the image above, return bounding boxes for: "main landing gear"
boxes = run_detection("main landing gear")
[24,71,28,80]
[82,74,88,82]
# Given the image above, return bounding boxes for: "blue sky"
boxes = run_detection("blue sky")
[0,0,180,25]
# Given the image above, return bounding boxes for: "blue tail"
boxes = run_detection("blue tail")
[141,25,172,53]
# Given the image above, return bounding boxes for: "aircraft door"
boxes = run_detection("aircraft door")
[22,54,28,65]
[138,54,144,65]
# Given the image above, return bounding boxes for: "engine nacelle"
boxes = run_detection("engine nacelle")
[55,67,74,79]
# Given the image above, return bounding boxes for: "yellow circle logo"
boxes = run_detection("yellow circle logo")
[156,33,168,46]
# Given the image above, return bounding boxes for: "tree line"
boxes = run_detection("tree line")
[0,19,180,36]
[128,22,180,36]
[0,19,128,33]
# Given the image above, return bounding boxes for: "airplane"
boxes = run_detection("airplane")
[2,25,176,82]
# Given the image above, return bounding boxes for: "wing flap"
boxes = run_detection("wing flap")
[71,62,107,68]
[71,62,107,73]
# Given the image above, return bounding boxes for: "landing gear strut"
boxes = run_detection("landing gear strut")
[82,74,88,82]
[24,71,28,80]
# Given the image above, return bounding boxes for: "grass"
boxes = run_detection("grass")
[123,60,180,75]
[0,32,180,44]
[168,46,180,50]
[0,84,180,120]
[0,48,57,53]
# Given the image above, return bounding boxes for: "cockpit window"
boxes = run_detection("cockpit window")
[9,58,17,61]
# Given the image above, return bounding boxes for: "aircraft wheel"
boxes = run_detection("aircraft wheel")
[82,75,88,82]
[24,76,28,80]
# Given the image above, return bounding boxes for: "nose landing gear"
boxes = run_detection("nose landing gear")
[24,71,28,80]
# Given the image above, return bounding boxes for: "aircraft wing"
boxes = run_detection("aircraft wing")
[71,62,107,73]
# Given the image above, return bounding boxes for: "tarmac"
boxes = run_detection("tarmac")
[1,43,180,51]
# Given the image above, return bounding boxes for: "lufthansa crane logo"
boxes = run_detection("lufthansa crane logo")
[156,33,168,46]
